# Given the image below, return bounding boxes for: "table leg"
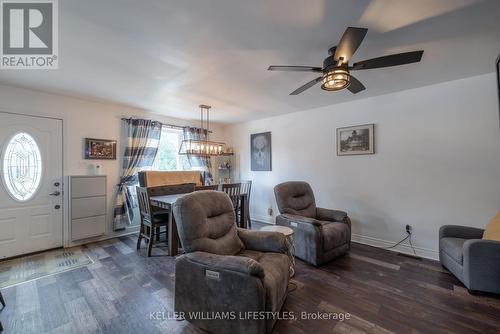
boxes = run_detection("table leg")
[168,212,179,256]
[239,195,248,228]
[246,202,252,230]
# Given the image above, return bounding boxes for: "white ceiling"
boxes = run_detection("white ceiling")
[1,0,500,123]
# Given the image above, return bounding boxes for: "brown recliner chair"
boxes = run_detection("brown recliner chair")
[173,191,290,334]
[274,181,351,266]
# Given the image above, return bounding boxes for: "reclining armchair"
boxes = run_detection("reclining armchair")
[439,225,500,294]
[173,191,290,334]
[274,181,351,266]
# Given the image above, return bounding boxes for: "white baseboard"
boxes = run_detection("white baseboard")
[352,233,439,261]
[250,213,439,261]
[65,226,139,248]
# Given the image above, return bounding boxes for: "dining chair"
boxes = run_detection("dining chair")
[221,183,242,226]
[240,180,252,229]
[136,183,195,256]
[195,185,218,191]
[149,183,196,239]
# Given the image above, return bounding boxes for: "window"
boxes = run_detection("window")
[2,132,42,201]
[152,128,190,171]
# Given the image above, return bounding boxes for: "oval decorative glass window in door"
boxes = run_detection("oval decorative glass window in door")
[2,132,42,201]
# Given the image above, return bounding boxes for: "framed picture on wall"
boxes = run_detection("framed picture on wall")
[336,124,374,156]
[84,138,117,160]
[251,132,272,171]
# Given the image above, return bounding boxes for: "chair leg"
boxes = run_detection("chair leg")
[0,290,5,307]
[247,211,252,229]
[136,234,142,250]
[136,223,143,250]
[147,225,154,257]
[156,227,160,241]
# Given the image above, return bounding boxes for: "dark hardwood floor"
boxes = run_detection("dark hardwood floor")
[1,226,499,334]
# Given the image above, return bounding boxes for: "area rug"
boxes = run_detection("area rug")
[0,248,93,288]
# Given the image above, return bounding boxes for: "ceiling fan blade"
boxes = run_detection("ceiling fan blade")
[334,27,368,63]
[268,65,322,72]
[290,77,323,95]
[352,50,424,70]
[347,75,365,94]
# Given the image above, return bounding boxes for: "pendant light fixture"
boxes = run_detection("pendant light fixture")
[178,105,228,156]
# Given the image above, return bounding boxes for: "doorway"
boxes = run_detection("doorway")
[0,112,63,259]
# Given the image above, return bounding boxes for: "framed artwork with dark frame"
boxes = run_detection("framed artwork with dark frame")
[336,124,375,156]
[84,138,117,160]
[250,132,272,171]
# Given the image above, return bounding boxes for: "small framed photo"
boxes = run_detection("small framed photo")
[251,132,272,171]
[336,124,374,156]
[84,138,117,160]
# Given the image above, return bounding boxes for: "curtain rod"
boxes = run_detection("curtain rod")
[121,118,212,133]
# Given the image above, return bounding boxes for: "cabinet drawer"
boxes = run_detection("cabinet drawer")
[71,177,106,198]
[71,196,106,219]
[71,215,105,240]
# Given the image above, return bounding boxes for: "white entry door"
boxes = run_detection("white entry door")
[0,112,63,259]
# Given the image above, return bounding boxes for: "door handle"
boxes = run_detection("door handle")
[49,191,61,196]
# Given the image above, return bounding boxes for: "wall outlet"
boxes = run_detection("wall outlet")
[268,207,273,216]
[406,224,412,233]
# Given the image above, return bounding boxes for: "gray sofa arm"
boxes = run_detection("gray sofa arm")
[184,251,264,278]
[439,225,484,239]
[237,228,287,254]
[464,239,500,259]
[316,207,347,222]
[463,239,500,292]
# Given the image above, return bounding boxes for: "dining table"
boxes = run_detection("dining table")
[149,191,249,256]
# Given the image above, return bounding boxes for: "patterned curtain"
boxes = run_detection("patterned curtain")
[113,119,162,230]
[183,127,213,185]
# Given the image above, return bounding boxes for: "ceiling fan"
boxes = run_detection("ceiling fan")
[268,27,424,95]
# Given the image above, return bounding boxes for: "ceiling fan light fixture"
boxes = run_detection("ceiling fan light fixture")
[321,68,350,91]
[268,27,423,95]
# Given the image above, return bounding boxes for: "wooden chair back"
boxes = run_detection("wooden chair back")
[221,183,241,208]
[195,185,218,191]
[240,180,252,196]
[239,180,252,229]
[136,186,153,224]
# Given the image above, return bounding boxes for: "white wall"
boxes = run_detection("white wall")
[227,73,500,259]
[0,84,226,245]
